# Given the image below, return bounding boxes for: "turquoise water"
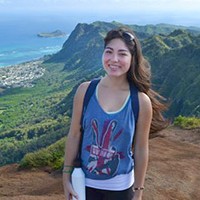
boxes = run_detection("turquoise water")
[0,38,67,67]
[0,12,75,67]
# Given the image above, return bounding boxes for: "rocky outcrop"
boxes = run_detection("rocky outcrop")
[0,60,45,88]
[37,30,67,38]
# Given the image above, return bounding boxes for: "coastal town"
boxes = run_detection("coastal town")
[0,60,45,89]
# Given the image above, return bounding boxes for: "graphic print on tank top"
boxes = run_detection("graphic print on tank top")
[85,119,124,176]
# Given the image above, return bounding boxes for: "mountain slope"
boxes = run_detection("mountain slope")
[49,22,200,118]
[143,32,200,117]
[0,21,200,166]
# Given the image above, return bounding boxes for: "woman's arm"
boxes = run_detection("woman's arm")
[133,92,152,200]
[63,82,90,200]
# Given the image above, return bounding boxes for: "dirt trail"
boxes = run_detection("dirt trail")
[0,126,200,200]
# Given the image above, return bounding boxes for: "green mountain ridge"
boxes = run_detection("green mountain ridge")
[50,22,200,118]
[152,44,200,116]
[0,21,200,167]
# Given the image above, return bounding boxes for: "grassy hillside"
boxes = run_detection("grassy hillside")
[19,137,66,170]
[174,115,200,129]
[145,33,200,117]
[0,63,71,166]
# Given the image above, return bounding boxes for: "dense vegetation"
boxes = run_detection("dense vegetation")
[19,137,66,170]
[0,63,71,166]
[174,115,200,129]
[0,21,200,167]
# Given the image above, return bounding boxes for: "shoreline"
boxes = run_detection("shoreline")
[0,58,43,69]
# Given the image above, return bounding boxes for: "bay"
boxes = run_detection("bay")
[0,12,76,67]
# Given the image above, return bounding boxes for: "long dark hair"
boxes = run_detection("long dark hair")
[104,26,169,134]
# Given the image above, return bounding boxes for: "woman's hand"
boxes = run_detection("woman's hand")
[132,197,142,200]
[132,190,143,200]
[64,179,79,200]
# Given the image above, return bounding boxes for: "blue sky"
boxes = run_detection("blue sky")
[0,0,199,11]
[0,0,200,27]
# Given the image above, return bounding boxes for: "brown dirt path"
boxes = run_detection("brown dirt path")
[144,127,200,200]
[0,126,199,200]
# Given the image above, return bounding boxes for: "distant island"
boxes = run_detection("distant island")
[37,30,67,38]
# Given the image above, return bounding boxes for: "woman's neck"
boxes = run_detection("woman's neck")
[101,75,129,90]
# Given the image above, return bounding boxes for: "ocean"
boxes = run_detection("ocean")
[0,12,77,68]
[1,10,200,68]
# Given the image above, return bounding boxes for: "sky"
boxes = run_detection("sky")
[0,0,200,27]
[0,0,199,11]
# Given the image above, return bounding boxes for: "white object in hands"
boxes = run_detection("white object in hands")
[71,167,86,200]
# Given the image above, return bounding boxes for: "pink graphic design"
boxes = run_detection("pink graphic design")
[86,119,124,176]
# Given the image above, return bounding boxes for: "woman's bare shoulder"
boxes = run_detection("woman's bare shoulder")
[138,92,152,112]
[74,81,91,102]
[136,92,152,134]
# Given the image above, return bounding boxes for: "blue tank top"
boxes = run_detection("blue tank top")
[81,86,136,180]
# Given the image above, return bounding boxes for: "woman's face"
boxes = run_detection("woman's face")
[102,38,132,78]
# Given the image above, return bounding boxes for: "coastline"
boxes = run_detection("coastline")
[0,59,45,89]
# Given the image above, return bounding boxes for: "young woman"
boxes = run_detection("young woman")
[63,26,168,200]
